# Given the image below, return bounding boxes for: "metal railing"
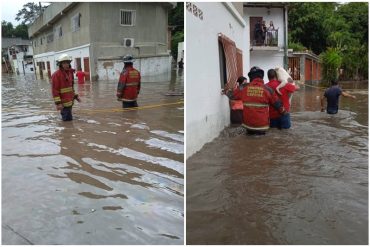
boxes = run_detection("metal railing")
[252,29,278,47]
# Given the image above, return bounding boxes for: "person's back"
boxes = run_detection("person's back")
[117,55,141,108]
[324,85,342,114]
[228,67,286,135]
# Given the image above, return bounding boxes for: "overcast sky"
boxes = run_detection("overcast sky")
[1,1,50,25]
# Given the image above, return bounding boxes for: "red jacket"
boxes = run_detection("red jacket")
[51,69,76,107]
[267,79,297,119]
[231,78,285,131]
[116,65,141,102]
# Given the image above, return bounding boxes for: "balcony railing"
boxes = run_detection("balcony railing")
[251,29,278,47]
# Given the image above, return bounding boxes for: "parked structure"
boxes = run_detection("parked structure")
[186,2,248,158]
[289,51,322,84]
[28,2,175,81]
[2,37,35,74]
[244,2,289,82]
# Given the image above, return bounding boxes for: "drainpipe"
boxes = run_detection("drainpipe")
[283,4,288,69]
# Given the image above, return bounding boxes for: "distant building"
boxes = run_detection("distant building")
[288,51,322,84]
[2,37,35,74]
[28,2,176,81]
[177,42,184,63]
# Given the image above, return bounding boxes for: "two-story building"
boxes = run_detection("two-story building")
[186,2,290,158]
[244,2,289,82]
[28,2,175,81]
[2,37,35,74]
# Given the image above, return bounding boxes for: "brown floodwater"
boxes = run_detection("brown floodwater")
[187,82,368,244]
[2,69,184,244]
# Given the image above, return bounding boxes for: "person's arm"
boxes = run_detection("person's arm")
[341,91,356,99]
[320,94,326,112]
[137,72,141,94]
[268,88,286,114]
[116,70,127,100]
[51,74,63,110]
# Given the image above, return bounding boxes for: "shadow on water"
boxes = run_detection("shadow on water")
[2,72,184,244]
[187,82,368,244]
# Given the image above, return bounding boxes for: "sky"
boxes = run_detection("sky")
[1,0,50,25]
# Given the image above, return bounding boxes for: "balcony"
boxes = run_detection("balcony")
[251,29,278,49]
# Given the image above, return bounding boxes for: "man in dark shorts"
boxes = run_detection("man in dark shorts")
[321,79,356,114]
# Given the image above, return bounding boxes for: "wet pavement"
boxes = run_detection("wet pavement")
[2,68,184,244]
[187,82,368,244]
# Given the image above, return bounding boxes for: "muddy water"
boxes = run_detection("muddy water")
[187,83,368,244]
[2,69,184,244]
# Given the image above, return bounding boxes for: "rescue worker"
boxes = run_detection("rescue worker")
[226,66,286,135]
[321,79,356,114]
[229,76,248,124]
[51,53,80,121]
[266,69,299,129]
[116,55,141,108]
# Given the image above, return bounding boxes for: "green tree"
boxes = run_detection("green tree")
[1,21,14,37]
[13,24,29,39]
[15,2,47,25]
[320,48,342,83]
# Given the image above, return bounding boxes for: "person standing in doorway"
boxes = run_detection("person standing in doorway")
[116,55,141,108]
[321,79,356,114]
[51,53,80,121]
[178,58,184,69]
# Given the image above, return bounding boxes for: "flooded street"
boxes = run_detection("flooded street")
[2,69,184,244]
[187,83,368,244]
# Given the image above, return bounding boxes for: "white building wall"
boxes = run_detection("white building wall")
[250,51,285,82]
[186,2,247,158]
[97,55,171,81]
[177,42,184,62]
[33,44,90,79]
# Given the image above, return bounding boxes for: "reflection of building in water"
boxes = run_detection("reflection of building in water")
[28,2,176,81]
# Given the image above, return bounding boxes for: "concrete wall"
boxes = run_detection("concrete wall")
[33,44,90,80]
[250,51,284,82]
[186,2,247,158]
[96,55,171,81]
[177,42,184,62]
[31,3,91,55]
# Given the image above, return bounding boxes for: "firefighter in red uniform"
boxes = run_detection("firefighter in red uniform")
[116,55,141,108]
[226,66,286,135]
[51,53,80,121]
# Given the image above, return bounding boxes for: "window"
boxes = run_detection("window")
[40,37,43,45]
[47,32,54,43]
[55,25,62,38]
[120,9,136,26]
[71,13,81,32]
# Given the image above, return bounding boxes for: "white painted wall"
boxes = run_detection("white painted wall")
[96,55,171,81]
[250,50,285,82]
[244,6,286,82]
[177,42,184,62]
[33,45,90,79]
[186,2,247,158]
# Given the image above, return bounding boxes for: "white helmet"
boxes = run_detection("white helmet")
[57,53,72,63]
